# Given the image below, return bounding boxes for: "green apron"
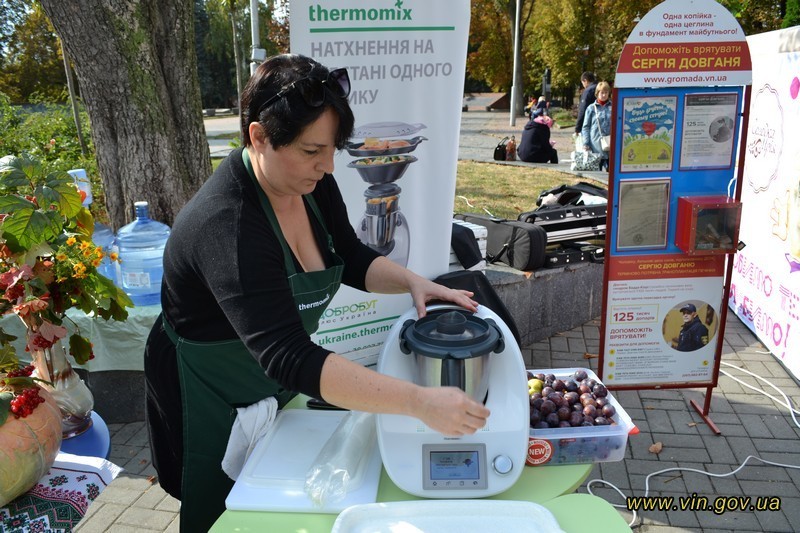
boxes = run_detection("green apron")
[171,150,344,532]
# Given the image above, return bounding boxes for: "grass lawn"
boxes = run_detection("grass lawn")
[210,158,603,221]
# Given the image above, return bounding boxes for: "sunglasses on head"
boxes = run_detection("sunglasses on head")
[257,68,350,114]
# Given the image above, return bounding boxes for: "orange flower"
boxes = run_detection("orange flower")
[79,241,90,251]
[66,237,76,246]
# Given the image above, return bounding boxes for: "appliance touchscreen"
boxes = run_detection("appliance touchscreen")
[430,451,480,480]
[422,443,488,490]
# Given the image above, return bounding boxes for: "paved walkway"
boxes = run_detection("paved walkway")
[74,101,800,533]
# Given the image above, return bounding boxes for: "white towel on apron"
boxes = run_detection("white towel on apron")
[221,396,278,480]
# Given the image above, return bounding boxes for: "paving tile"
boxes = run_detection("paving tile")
[651,432,707,449]
[761,414,800,439]
[754,506,794,533]
[714,423,749,437]
[734,464,792,482]
[751,437,800,453]
[674,463,715,494]
[701,435,737,464]
[778,496,800,528]
[725,436,760,463]
[696,510,762,531]
[666,409,702,434]
[566,336,587,353]
[644,409,675,433]
[738,479,799,497]
[548,335,569,352]
[598,460,631,490]
[111,421,147,445]
[133,483,173,510]
[116,507,176,530]
[73,503,127,532]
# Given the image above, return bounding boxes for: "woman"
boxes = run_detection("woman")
[581,81,612,171]
[144,54,489,532]
[518,115,558,163]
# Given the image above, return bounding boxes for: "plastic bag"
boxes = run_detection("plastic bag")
[304,410,376,507]
[573,133,584,153]
[570,151,601,171]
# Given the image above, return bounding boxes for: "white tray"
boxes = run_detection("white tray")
[225,409,382,514]
[332,500,565,533]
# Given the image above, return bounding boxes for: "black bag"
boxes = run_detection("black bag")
[535,181,607,207]
[518,204,607,244]
[564,241,605,264]
[433,270,521,346]
[451,222,483,270]
[543,244,589,268]
[454,213,547,271]
[493,137,509,161]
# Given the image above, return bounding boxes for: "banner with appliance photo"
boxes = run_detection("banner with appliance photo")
[290,1,471,364]
[730,26,800,380]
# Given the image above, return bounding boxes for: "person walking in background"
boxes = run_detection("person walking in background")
[518,115,558,163]
[532,96,549,117]
[581,81,612,171]
[574,72,597,135]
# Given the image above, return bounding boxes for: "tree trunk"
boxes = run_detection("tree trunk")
[38,0,211,230]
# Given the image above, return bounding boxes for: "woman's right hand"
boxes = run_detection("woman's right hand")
[413,386,490,436]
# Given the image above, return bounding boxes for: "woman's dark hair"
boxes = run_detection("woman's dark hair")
[240,54,354,148]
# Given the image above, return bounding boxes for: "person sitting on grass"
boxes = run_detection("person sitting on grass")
[518,115,558,164]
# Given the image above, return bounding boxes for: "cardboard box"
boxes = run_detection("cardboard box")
[526,367,636,466]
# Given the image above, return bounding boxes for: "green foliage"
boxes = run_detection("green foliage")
[197,0,289,109]
[0,152,133,367]
[0,92,104,221]
[0,4,65,104]
[784,0,800,28]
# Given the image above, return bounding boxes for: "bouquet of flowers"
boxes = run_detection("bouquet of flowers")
[0,153,133,431]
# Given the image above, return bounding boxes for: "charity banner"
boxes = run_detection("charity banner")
[615,0,751,88]
[679,92,739,170]
[290,1,471,364]
[730,26,800,379]
[601,254,725,387]
[620,96,677,172]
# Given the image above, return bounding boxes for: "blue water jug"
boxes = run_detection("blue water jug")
[115,201,170,307]
[92,222,117,284]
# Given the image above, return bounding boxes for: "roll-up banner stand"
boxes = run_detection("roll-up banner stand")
[730,26,800,382]
[290,1,471,365]
[598,0,752,434]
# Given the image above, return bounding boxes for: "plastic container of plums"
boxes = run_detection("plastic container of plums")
[525,367,638,467]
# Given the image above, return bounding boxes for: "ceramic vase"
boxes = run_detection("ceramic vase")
[30,335,94,439]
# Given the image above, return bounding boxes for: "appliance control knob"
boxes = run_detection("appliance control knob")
[492,455,513,475]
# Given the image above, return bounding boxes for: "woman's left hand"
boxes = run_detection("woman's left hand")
[407,276,478,318]
[364,256,479,316]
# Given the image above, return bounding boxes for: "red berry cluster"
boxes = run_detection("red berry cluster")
[5,365,34,379]
[30,335,55,350]
[9,387,45,418]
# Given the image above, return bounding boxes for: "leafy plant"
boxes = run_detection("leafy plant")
[0,153,132,368]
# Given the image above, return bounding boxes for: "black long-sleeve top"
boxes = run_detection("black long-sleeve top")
[161,148,380,399]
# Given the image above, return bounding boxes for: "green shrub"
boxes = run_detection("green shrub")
[0,92,107,223]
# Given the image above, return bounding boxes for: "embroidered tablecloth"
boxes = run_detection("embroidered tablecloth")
[0,452,122,532]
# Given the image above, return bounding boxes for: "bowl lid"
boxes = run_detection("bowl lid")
[400,310,502,359]
[353,122,427,138]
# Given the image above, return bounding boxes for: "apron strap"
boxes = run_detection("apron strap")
[242,149,334,272]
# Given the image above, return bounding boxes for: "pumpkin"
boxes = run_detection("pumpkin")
[0,387,63,506]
